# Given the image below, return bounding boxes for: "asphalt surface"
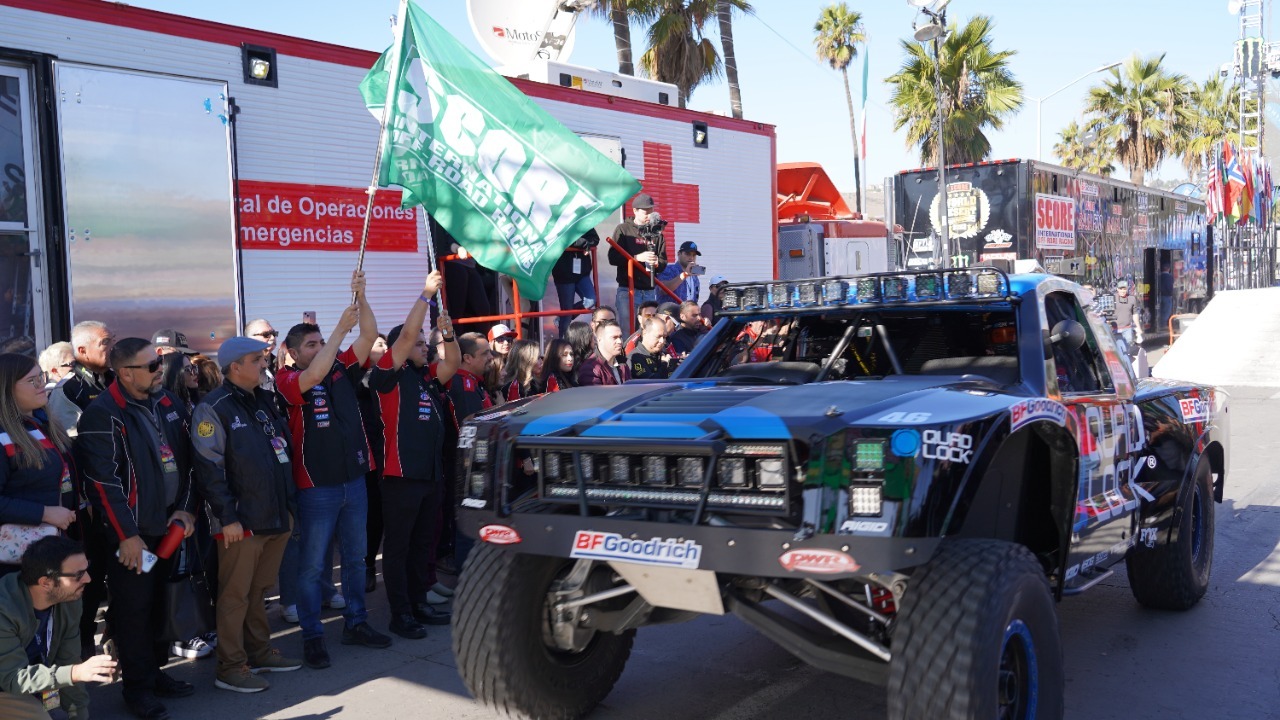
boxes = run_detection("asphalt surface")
[84,379,1280,720]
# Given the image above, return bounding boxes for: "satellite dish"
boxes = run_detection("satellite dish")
[466,0,579,67]
[1228,0,1243,15]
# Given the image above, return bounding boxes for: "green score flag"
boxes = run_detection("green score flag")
[359,1,641,299]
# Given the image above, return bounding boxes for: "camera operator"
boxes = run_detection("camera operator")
[607,193,668,335]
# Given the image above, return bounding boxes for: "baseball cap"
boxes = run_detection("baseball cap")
[216,336,268,368]
[152,328,197,354]
[632,193,655,210]
[679,241,701,256]
[488,323,517,342]
[1116,279,1129,288]
[709,274,728,287]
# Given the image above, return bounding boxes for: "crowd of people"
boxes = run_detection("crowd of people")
[0,219,729,718]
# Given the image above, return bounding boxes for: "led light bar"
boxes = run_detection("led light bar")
[757,458,786,488]
[546,485,787,509]
[768,282,792,309]
[473,439,490,464]
[543,452,563,480]
[914,274,942,300]
[719,457,748,487]
[610,455,632,483]
[852,440,886,471]
[725,443,787,456]
[579,453,596,483]
[882,277,908,301]
[822,279,847,306]
[678,457,705,486]
[794,281,820,307]
[708,268,1013,315]
[721,287,742,310]
[644,456,668,485]
[946,272,972,298]
[849,484,883,516]
[855,277,881,303]
[741,285,766,310]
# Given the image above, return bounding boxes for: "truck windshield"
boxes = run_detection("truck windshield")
[691,308,1020,385]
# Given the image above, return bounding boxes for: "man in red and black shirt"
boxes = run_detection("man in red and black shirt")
[276,271,392,671]
[443,332,492,571]
[369,270,458,639]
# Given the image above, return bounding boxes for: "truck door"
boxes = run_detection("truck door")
[825,238,871,276]
[0,61,50,351]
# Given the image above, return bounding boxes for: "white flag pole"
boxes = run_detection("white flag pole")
[354,0,413,300]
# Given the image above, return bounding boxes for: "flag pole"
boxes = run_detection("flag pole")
[354,0,413,300]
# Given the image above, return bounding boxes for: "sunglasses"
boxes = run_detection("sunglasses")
[255,409,278,438]
[182,365,199,375]
[52,569,90,582]
[255,330,279,339]
[122,358,163,373]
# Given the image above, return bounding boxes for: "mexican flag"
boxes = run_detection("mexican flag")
[359,1,640,299]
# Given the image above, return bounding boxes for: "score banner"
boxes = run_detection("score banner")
[238,180,419,252]
[1034,193,1076,251]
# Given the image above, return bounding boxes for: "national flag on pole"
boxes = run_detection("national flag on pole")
[358,1,641,299]
[1205,145,1220,223]
[1224,142,1245,222]
[859,50,869,160]
[1240,150,1255,224]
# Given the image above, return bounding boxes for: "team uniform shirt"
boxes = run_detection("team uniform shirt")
[447,368,492,425]
[629,346,676,380]
[369,353,447,482]
[276,347,373,489]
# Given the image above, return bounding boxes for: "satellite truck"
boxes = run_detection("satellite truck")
[0,0,776,353]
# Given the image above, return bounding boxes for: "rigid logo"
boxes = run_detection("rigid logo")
[1010,398,1067,431]
[571,531,702,569]
[921,429,973,464]
[778,548,860,574]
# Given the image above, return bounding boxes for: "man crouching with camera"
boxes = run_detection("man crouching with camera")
[607,192,668,336]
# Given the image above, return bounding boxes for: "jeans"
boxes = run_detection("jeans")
[556,276,597,336]
[277,530,337,608]
[615,287,657,336]
[296,476,369,639]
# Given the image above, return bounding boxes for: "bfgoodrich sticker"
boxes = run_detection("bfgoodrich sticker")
[571,531,702,569]
[1010,398,1068,431]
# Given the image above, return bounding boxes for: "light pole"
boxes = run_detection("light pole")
[908,0,952,267]
[1034,61,1122,161]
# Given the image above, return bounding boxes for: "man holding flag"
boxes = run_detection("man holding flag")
[357,0,640,306]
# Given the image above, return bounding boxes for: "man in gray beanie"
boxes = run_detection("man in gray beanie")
[190,336,302,693]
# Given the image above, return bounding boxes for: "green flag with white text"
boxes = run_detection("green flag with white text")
[359,2,640,299]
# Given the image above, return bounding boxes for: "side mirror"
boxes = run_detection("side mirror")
[1049,320,1086,351]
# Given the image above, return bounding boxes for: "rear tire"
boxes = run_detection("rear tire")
[887,539,1064,720]
[452,544,635,720]
[1126,456,1214,610]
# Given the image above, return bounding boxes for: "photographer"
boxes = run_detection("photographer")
[658,241,704,303]
[607,193,668,335]
[553,229,599,337]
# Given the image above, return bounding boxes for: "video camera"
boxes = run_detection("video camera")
[637,213,668,241]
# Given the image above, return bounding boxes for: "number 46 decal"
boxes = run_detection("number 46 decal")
[877,412,932,423]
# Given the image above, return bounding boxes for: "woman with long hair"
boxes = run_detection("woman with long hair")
[500,340,544,402]
[564,321,593,378]
[161,352,200,409]
[0,353,77,576]
[192,354,222,394]
[540,339,577,393]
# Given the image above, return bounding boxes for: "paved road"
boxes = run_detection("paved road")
[87,384,1280,720]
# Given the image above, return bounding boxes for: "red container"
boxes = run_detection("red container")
[156,520,186,559]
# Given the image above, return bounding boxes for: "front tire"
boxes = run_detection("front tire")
[887,539,1064,720]
[1126,456,1215,610]
[452,544,635,720]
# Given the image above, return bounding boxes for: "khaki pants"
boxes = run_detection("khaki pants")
[215,529,289,676]
[0,691,54,719]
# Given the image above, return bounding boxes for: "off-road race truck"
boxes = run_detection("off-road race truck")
[450,268,1229,720]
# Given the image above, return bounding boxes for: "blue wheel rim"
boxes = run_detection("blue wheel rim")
[999,619,1039,720]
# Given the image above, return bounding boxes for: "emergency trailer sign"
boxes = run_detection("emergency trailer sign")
[1035,193,1076,250]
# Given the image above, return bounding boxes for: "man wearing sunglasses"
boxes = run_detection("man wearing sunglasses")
[0,536,117,719]
[190,335,301,694]
[243,320,280,393]
[74,337,197,720]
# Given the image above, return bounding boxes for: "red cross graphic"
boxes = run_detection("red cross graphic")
[628,141,700,256]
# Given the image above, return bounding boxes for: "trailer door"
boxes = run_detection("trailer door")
[0,61,50,351]
[55,64,239,352]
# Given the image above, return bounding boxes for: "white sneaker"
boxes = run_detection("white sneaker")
[324,592,346,609]
[201,631,218,648]
[172,636,212,659]
[282,604,299,623]
[426,590,450,605]
[430,582,455,598]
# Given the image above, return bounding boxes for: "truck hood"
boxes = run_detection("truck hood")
[503,376,1029,441]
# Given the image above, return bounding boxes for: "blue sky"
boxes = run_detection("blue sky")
[129,1,1247,194]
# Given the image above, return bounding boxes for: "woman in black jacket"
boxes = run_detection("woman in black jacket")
[0,353,77,577]
[540,339,577,394]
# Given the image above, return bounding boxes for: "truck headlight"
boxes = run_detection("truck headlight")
[469,472,486,497]
[678,457,705,486]
[543,452,563,480]
[719,457,748,487]
[849,484,883,516]
[757,458,786,488]
[472,439,490,464]
[610,455,632,483]
[644,456,668,485]
[579,453,596,483]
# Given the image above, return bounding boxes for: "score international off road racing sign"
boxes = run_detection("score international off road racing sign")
[359,1,641,299]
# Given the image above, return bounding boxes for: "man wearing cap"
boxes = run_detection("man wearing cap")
[702,275,729,325]
[1112,279,1142,346]
[74,337,197,719]
[151,329,198,356]
[191,336,301,693]
[607,192,668,335]
[658,241,704,303]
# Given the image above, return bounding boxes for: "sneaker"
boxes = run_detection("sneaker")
[249,648,303,674]
[170,636,212,659]
[324,592,346,610]
[303,637,331,670]
[341,621,393,648]
[430,582,455,598]
[412,602,452,626]
[282,604,299,623]
[214,665,270,694]
[124,692,171,719]
[154,671,196,698]
[201,631,218,648]
[389,613,427,639]
[425,590,451,605]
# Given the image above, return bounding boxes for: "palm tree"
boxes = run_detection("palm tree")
[1174,75,1247,180]
[813,3,866,214]
[1084,54,1189,186]
[885,15,1024,166]
[638,0,750,108]
[586,1,659,76]
[718,0,753,119]
[1053,118,1115,177]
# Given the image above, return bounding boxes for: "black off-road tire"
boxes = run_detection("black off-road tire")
[1126,456,1215,610]
[452,544,635,720]
[887,539,1064,720]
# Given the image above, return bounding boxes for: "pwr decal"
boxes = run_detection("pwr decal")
[778,548,860,574]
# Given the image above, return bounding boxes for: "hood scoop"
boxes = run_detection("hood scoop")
[624,386,780,416]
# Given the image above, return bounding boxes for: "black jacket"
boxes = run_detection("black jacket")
[0,414,76,527]
[191,380,294,536]
[553,229,599,284]
[75,382,195,541]
[46,363,112,432]
[607,220,668,290]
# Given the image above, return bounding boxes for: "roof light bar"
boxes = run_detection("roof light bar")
[717,268,1013,316]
